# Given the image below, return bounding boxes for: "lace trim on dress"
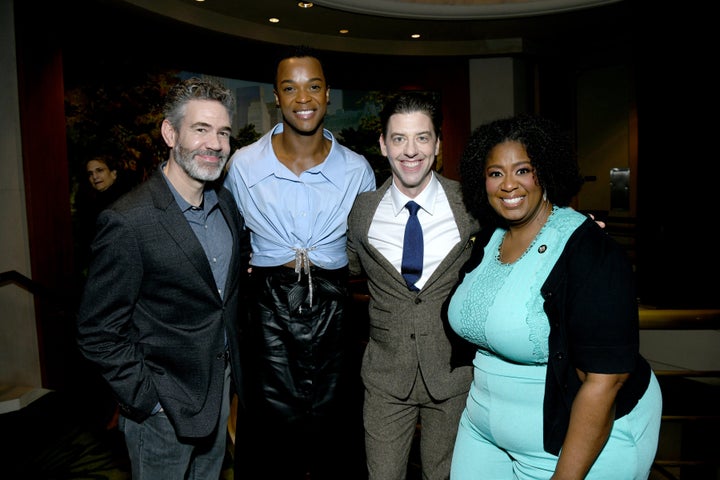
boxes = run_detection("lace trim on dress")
[454,207,583,363]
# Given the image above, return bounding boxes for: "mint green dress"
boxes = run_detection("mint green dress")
[447,207,661,480]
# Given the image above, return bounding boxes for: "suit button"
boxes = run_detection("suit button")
[414,297,421,305]
[410,333,415,340]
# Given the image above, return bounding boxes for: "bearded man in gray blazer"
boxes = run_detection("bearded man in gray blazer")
[77,78,251,480]
[347,92,480,480]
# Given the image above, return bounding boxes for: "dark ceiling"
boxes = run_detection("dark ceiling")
[110,0,636,57]
[52,0,643,95]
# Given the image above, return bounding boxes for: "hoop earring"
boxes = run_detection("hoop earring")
[542,190,547,202]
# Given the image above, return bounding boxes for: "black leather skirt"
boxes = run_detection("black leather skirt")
[247,265,351,420]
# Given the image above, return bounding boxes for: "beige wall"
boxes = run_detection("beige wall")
[0,0,41,390]
[469,57,517,130]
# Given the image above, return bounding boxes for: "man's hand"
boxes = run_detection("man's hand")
[588,213,606,230]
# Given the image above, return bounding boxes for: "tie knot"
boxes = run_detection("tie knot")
[405,201,421,216]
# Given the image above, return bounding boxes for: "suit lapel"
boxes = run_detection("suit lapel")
[361,178,406,283]
[419,174,476,291]
[360,174,477,293]
[148,172,217,293]
[442,175,477,244]
[217,189,240,300]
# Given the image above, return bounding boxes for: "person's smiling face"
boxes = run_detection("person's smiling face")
[170,99,232,182]
[274,56,329,136]
[381,111,439,198]
[484,140,545,227]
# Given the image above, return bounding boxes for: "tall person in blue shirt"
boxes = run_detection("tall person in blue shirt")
[223,45,376,480]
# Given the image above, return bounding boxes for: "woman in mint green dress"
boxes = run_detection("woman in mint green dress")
[447,115,662,479]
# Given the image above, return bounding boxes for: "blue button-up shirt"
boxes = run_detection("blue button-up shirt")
[163,164,231,298]
[224,124,376,269]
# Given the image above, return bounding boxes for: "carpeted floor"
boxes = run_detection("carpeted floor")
[0,389,235,480]
[2,376,716,479]
[0,387,372,480]
[0,387,411,480]
[1,389,130,479]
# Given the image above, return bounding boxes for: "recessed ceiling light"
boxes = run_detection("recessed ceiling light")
[411,34,421,39]
[194,0,204,3]
[339,29,349,34]
[298,2,314,7]
[269,17,280,23]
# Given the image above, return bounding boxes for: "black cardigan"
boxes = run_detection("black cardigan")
[447,216,651,455]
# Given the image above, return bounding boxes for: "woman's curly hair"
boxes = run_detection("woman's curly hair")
[459,114,584,226]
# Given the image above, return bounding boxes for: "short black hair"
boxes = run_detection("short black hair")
[273,45,325,89]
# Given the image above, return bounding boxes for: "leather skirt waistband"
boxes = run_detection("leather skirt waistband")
[251,265,348,281]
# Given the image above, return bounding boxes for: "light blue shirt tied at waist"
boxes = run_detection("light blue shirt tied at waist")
[224,122,376,281]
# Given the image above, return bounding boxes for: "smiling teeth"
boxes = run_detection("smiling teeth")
[503,197,522,205]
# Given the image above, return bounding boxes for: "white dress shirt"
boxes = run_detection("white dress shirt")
[368,172,461,290]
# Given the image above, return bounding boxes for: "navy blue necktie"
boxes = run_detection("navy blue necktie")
[401,201,423,291]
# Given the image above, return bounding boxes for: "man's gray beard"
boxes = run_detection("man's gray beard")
[173,144,227,182]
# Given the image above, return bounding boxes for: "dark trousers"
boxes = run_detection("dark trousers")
[121,365,231,480]
[235,265,365,480]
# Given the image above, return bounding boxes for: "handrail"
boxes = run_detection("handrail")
[640,307,720,478]
[0,270,50,297]
[639,307,720,330]
[0,270,71,309]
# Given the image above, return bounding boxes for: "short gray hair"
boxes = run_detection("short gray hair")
[163,77,235,131]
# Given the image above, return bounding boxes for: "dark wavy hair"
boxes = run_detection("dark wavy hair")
[459,114,584,226]
[379,91,442,139]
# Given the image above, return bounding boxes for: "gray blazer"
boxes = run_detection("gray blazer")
[347,174,479,400]
[77,168,251,438]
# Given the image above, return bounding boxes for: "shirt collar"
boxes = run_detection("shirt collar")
[161,161,219,213]
[390,171,439,217]
[246,123,345,191]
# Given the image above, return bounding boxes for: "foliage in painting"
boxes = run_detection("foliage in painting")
[65,70,182,194]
